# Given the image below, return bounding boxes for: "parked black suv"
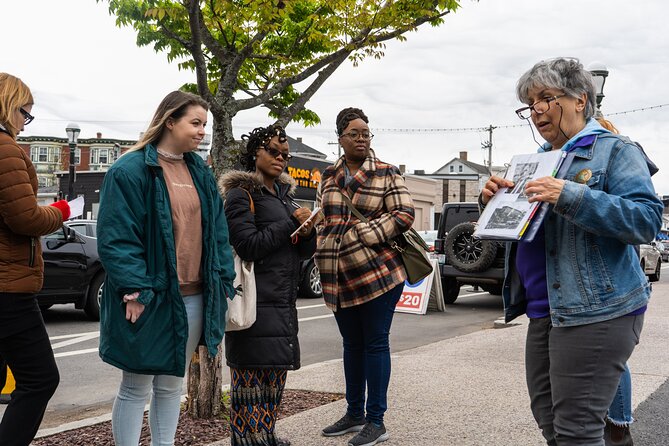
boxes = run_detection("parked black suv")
[434,202,505,304]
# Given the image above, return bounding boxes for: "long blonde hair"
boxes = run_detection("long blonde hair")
[127,90,209,153]
[0,73,34,138]
[595,116,619,134]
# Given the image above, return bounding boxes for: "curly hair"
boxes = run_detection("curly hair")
[335,107,369,136]
[239,124,287,171]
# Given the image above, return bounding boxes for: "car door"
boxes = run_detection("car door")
[41,228,90,297]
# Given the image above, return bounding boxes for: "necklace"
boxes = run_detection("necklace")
[156,148,184,160]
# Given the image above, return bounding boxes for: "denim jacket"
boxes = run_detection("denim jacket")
[503,133,664,327]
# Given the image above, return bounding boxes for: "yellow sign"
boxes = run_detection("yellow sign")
[1,366,15,401]
[288,166,321,189]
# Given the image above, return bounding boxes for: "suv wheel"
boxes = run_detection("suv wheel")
[442,277,460,304]
[300,261,323,299]
[85,273,104,321]
[649,260,661,282]
[444,222,497,273]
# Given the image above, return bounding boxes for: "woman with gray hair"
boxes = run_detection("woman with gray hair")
[480,58,663,445]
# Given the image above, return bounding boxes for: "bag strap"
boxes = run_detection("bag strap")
[339,191,368,223]
[242,188,255,214]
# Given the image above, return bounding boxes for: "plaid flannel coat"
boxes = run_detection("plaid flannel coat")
[315,149,415,310]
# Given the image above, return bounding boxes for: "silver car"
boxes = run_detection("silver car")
[640,243,662,282]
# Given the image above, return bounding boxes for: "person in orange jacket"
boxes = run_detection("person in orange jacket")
[0,72,70,446]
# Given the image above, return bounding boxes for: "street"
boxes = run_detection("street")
[2,285,505,428]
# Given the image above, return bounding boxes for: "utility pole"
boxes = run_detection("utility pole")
[481,125,496,174]
[327,141,341,158]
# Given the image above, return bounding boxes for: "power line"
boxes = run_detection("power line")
[372,103,669,133]
[607,103,669,117]
[34,103,669,130]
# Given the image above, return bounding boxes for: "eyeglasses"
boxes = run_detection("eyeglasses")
[515,94,566,120]
[340,130,374,141]
[263,146,292,162]
[20,108,34,126]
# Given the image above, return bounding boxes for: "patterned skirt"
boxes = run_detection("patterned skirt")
[229,368,288,446]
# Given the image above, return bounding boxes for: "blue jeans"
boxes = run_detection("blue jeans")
[333,284,403,425]
[607,363,633,426]
[111,294,203,446]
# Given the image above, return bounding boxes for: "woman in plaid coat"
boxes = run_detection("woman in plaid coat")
[316,107,415,446]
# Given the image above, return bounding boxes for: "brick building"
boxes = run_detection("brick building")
[16,132,135,189]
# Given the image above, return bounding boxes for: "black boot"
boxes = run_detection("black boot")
[604,419,634,446]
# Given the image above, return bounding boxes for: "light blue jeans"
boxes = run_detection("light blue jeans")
[607,363,633,426]
[111,294,203,446]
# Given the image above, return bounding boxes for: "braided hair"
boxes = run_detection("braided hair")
[336,107,368,136]
[239,124,287,172]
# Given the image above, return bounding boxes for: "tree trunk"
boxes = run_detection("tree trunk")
[186,345,224,418]
[210,111,243,180]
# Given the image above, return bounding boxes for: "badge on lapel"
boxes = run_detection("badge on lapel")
[574,168,592,184]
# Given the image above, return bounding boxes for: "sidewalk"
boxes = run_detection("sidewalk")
[207,287,669,446]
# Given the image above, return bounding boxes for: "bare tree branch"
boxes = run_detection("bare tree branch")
[158,22,193,51]
[218,29,269,104]
[194,1,230,62]
[184,0,215,104]
[276,53,349,127]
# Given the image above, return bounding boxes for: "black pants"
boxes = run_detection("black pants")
[0,293,60,446]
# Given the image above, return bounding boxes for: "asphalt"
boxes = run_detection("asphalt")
[35,282,669,446]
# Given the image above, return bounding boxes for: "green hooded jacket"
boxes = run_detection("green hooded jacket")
[97,144,235,376]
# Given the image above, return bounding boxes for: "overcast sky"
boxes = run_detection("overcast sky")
[4,0,669,193]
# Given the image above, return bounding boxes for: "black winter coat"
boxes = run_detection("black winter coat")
[220,171,316,370]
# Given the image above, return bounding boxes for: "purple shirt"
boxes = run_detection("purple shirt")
[516,224,550,318]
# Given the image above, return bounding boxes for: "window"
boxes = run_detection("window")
[449,166,454,173]
[37,176,48,188]
[458,165,463,173]
[30,145,60,164]
[91,147,111,166]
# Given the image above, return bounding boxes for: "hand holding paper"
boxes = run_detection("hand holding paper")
[290,206,322,238]
[67,196,85,220]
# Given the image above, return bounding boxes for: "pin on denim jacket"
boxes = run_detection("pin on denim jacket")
[503,133,664,327]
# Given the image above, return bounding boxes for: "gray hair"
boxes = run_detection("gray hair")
[516,58,597,120]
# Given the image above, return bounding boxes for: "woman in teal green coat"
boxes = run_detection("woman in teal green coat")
[97,91,235,446]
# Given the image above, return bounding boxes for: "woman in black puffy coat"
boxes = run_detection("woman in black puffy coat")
[220,124,317,446]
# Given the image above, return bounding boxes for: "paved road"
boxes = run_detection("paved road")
[1,286,505,428]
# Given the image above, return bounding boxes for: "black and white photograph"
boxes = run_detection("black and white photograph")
[508,162,539,198]
[485,205,525,230]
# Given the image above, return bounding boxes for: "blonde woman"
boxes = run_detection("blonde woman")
[0,73,70,445]
[97,91,235,445]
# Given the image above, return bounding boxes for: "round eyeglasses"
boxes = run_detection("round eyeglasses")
[515,94,566,120]
[340,130,374,141]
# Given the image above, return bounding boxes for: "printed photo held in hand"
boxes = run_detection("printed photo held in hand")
[474,150,564,240]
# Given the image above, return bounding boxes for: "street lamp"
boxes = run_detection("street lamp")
[65,123,80,200]
[588,61,609,110]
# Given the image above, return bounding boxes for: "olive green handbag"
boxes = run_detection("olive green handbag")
[340,193,433,285]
